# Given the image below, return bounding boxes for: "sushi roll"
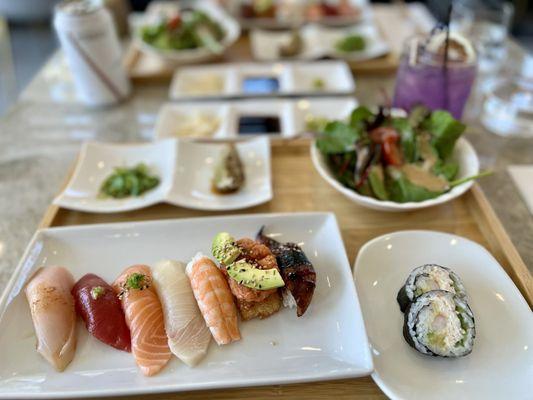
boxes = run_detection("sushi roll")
[397,264,467,312]
[403,290,475,357]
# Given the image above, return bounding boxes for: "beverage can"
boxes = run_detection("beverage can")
[54,0,131,107]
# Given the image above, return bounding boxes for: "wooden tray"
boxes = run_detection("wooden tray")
[37,141,533,400]
[123,4,424,83]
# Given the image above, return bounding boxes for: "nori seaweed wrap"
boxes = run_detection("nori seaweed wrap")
[397,264,467,312]
[403,290,475,357]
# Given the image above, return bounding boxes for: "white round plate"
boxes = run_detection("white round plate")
[133,1,240,66]
[310,137,480,212]
[353,230,533,400]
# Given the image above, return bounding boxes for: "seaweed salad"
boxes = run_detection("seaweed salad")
[315,106,488,203]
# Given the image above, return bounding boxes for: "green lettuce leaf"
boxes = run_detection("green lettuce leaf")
[316,121,359,154]
[387,168,443,203]
[422,111,466,160]
[349,106,373,129]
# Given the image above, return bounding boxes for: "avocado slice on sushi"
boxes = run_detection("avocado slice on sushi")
[397,264,467,312]
[226,260,284,290]
[212,232,241,265]
[403,290,475,357]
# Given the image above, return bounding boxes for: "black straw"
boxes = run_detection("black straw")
[443,3,453,112]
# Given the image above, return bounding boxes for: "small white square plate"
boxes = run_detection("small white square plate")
[353,230,533,400]
[154,103,231,140]
[0,213,373,399]
[53,141,176,213]
[167,137,272,210]
[54,138,272,213]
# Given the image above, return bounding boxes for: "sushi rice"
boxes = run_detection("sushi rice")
[403,290,475,357]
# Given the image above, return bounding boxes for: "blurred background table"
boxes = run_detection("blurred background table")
[0,2,532,296]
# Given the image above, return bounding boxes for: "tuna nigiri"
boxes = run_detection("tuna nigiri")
[72,273,131,352]
[152,260,211,367]
[113,265,171,376]
[25,266,77,372]
[186,253,240,345]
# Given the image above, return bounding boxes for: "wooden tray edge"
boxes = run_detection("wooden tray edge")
[468,184,533,307]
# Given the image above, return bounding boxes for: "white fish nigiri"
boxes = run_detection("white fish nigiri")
[25,266,77,372]
[152,259,211,367]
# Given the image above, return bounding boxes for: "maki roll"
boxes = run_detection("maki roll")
[397,264,467,312]
[403,290,475,357]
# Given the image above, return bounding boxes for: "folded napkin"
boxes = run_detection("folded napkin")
[508,165,533,215]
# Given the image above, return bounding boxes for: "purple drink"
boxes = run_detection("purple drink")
[393,33,477,119]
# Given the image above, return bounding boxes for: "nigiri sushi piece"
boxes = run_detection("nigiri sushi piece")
[256,226,316,317]
[113,265,171,376]
[211,233,284,321]
[72,273,131,352]
[152,260,211,367]
[25,266,77,372]
[186,253,240,345]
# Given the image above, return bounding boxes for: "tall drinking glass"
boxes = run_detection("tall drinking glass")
[451,0,514,73]
[392,33,477,119]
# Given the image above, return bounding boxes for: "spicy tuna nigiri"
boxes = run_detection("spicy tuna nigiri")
[152,260,211,367]
[113,265,171,376]
[25,266,77,372]
[186,253,240,345]
[72,273,131,352]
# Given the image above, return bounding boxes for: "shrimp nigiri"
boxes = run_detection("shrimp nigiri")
[113,265,171,376]
[186,253,240,345]
[152,260,211,367]
[25,266,77,372]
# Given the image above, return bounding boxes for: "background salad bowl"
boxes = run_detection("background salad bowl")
[133,0,241,66]
[310,107,480,212]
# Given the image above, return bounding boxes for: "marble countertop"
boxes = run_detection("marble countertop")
[0,49,532,294]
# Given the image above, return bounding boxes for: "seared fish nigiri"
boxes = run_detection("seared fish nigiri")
[25,266,77,371]
[72,273,131,352]
[113,265,171,376]
[256,226,316,317]
[152,260,211,367]
[186,253,240,345]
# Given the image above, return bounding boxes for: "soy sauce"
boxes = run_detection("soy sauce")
[238,115,281,134]
[242,77,280,94]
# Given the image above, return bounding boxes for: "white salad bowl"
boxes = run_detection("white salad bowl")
[310,137,480,212]
[133,1,241,66]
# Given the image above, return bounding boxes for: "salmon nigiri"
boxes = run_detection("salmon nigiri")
[25,266,77,372]
[72,274,131,352]
[186,253,240,345]
[113,265,171,376]
[152,260,211,367]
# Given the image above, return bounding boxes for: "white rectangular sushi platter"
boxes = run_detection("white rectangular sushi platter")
[0,213,373,399]
[168,61,356,100]
[153,97,358,140]
[250,23,390,62]
[52,137,272,213]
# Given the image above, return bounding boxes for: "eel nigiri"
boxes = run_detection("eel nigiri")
[72,273,131,352]
[25,266,77,372]
[186,253,240,345]
[113,265,171,376]
[256,226,316,317]
[152,260,211,367]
